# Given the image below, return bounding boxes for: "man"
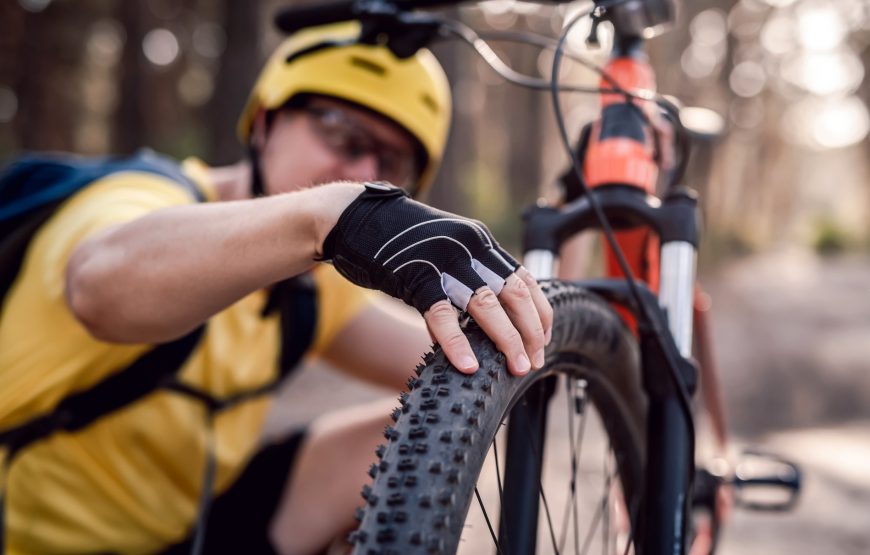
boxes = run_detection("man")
[0,22,551,554]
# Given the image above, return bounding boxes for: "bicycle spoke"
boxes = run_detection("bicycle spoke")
[579,459,617,555]
[557,377,591,555]
[519,397,560,555]
[474,486,503,555]
[622,494,641,555]
[558,379,575,553]
[492,438,511,553]
[573,380,589,555]
[602,450,613,555]
[579,496,604,555]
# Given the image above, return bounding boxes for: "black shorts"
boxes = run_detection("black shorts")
[159,429,307,555]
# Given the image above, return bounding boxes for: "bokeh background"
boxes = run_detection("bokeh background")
[2,0,868,552]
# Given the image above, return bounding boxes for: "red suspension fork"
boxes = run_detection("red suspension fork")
[584,51,663,329]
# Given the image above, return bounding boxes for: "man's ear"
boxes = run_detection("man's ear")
[251,109,269,150]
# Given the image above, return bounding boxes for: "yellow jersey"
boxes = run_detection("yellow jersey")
[0,159,373,554]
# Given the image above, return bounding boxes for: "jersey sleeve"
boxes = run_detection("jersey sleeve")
[0,172,202,426]
[308,264,377,356]
[35,172,202,297]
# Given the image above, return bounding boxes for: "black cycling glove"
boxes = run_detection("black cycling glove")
[321,183,519,314]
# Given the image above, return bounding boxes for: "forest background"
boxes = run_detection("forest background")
[2,0,869,552]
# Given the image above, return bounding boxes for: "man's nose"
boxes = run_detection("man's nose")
[338,153,379,183]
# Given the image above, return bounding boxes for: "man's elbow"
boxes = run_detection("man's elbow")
[65,242,128,343]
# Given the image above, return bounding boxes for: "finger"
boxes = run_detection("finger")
[498,274,547,369]
[466,287,531,376]
[424,300,478,374]
[515,266,554,345]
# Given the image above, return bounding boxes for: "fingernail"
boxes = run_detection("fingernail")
[515,353,531,375]
[545,327,552,345]
[533,349,545,369]
[461,355,478,372]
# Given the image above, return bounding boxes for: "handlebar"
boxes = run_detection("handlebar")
[274,0,575,33]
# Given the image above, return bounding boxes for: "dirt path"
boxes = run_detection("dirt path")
[704,250,870,554]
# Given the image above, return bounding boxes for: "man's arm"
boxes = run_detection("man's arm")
[66,183,364,344]
[319,300,432,391]
[66,181,552,375]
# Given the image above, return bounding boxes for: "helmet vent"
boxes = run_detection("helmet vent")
[350,56,386,76]
[420,93,438,114]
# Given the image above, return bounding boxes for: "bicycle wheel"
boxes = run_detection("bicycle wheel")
[350,281,646,555]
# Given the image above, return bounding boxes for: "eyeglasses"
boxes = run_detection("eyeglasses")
[304,106,420,188]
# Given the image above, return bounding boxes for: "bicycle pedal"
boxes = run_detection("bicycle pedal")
[691,466,724,510]
[732,450,802,512]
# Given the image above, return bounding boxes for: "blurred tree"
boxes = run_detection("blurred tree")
[14,1,95,151]
[208,0,262,164]
[503,19,544,208]
[429,9,546,248]
[114,1,150,154]
[115,0,201,157]
[428,9,470,215]
[0,2,26,155]
[3,0,868,248]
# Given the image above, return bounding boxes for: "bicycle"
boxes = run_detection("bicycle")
[273,1,802,553]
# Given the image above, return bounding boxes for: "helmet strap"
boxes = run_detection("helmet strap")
[248,144,266,197]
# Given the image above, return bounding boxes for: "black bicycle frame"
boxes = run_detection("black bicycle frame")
[498,185,700,555]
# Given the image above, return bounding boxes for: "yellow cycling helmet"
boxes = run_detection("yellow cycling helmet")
[238,22,452,193]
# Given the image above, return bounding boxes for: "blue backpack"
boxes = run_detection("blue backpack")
[0,149,204,305]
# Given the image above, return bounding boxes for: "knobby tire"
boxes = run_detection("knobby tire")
[350,281,647,555]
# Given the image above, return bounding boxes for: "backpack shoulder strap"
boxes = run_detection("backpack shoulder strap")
[186,275,319,413]
[0,325,206,456]
[261,273,319,377]
[278,274,319,375]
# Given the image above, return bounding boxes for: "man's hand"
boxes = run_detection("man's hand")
[321,183,553,376]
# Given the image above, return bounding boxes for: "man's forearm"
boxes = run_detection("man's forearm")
[65,183,363,343]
